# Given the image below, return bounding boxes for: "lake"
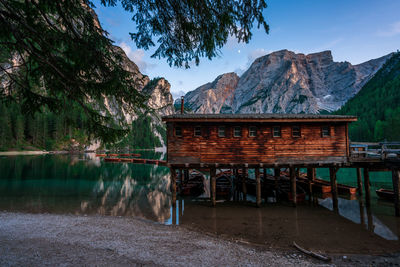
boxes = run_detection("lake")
[0,153,399,253]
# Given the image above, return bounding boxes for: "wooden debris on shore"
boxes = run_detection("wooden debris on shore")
[293,241,331,262]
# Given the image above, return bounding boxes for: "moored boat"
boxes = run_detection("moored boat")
[376,188,394,201]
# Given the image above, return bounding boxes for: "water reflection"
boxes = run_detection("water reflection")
[1,154,400,253]
[0,152,172,223]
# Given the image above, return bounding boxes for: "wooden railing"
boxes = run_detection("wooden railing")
[350,142,400,160]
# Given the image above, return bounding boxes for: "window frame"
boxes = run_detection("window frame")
[272,126,281,138]
[233,126,242,137]
[194,126,202,137]
[249,126,257,137]
[321,126,331,137]
[175,126,182,137]
[218,126,226,137]
[292,125,301,138]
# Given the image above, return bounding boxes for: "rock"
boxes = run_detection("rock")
[182,49,391,114]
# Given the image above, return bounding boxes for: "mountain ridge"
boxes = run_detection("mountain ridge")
[178,50,392,114]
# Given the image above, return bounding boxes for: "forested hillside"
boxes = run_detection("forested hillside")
[335,51,400,142]
[0,101,164,151]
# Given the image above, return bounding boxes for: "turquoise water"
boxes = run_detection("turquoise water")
[0,153,399,242]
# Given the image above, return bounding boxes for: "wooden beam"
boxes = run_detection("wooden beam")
[329,167,339,213]
[290,167,296,207]
[364,168,371,207]
[210,167,216,207]
[356,168,363,196]
[171,167,177,206]
[274,168,280,192]
[242,167,248,201]
[307,168,315,199]
[256,168,261,207]
[392,168,400,217]
[179,169,183,192]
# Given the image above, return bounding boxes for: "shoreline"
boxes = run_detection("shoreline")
[1,211,399,266]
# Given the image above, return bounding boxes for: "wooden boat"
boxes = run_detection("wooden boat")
[108,153,118,157]
[130,153,141,157]
[119,158,133,162]
[180,171,205,196]
[119,153,131,157]
[216,171,232,197]
[104,158,121,162]
[296,179,331,193]
[95,154,106,157]
[313,178,357,195]
[132,158,147,164]
[376,188,394,201]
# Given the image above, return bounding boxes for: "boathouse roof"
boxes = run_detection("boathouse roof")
[162,114,357,122]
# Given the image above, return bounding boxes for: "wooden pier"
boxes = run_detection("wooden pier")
[162,114,400,216]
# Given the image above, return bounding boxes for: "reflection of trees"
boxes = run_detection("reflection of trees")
[0,154,172,223]
[81,161,172,222]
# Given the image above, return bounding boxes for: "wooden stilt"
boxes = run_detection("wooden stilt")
[210,167,216,206]
[290,167,296,207]
[171,167,177,206]
[263,168,267,181]
[242,167,247,201]
[364,168,371,207]
[392,168,400,217]
[307,168,314,198]
[184,169,189,183]
[356,168,363,196]
[295,168,300,178]
[359,199,365,227]
[329,167,339,213]
[179,169,183,192]
[256,168,261,207]
[274,168,280,191]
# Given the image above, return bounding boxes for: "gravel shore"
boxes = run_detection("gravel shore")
[0,212,321,266]
[0,212,399,266]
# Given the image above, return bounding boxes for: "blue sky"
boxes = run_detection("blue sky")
[93,0,400,100]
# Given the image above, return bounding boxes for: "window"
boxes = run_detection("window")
[194,126,201,137]
[292,126,301,137]
[175,126,182,137]
[218,126,226,137]
[322,126,330,137]
[234,126,242,137]
[272,126,281,137]
[249,126,257,137]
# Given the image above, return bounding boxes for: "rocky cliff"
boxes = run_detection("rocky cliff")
[180,50,391,114]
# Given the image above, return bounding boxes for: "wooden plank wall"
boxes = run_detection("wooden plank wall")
[167,122,348,164]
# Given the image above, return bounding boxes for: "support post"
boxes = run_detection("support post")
[170,167,177,206]
[364,168,371,207]
[290,167,296,207]
[256,168,261,207]
[242,167,247,201]
[179,169,183,192]
[356,168,363,196]
[392,168,400,217]
[210,167,216,207]
[263,168,267,181]
[274,168,280,192]
[184,169,189,183]
[329,167,339,213]
[307,168,315,196]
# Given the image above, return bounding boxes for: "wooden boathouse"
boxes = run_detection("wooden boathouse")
[162,114,400,216]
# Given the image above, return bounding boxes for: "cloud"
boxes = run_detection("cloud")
[119,42,156,73]
[377,21,400,37]
[171,90,186,100]
[247,48,270,65]
[234,48,271,76]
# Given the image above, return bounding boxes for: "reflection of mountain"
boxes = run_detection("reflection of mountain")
[319,197,398,240]
[84,163,171,222]
[0,154,172,223]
